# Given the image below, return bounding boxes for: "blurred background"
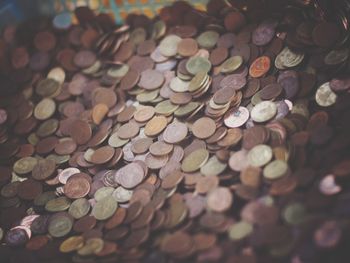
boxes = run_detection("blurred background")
[0,0,209,29]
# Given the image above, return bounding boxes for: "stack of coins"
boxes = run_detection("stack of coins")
[0,0,350,262]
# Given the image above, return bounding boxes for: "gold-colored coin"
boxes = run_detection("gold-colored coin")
[181,149,209,173]
[145,115,168,137]
[220,56,243,73]
[13,157,38,175]
[154,100,179,116]
[34,98,56,120]
[188,71,208,92]
[60,236,85,253]
[77,238,104,256]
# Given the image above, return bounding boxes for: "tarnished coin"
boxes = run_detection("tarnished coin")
[92,196,118,221]
[34,98,56,120]
[32,159,56,180]
[181,149,209,173]
[251,101,277,123]
[315,82,337,107]
[159,35,182,57]
[13,157,38,175]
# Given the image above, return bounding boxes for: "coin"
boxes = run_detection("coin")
[207,187,233,212]
[115,163,144,189]
[249,56,271,78]
[192,117,216,139]
[247,144,273,167]
[181,149,209,173]
[60,235,84,253]
[177,38,198,57]
[224,106,249,128]
[92,196,118,221]
[139,69,164,90]
[32,159,56,180]
[145,116,167,137]
[315,82,337,107]
[251,101,277,123]
[1,2,350,261]
[64,176,91,199]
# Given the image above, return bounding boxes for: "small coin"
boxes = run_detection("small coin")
[48,213,73,238]
[145,116,168,137]
[315,82,337,107]
[221,56,243,73]
[249,56,271,78]
[263,160,289,180]
[13,157,38,175]
[149,141,173,156]
[92,196,118,221]
[177,38,198,57]
[181,149,209,173]
[207,187,233,212]
[116,163,144,189]
[112,186,133,203]
[247,144,273,167]
[34,98,56,120]
[139,69,164,90]
[134,106,155,122]
[228,221,253,240]
[32,159,56,180]
[64,176,91,199]
[60,236,84,253]
[163,122,188,144]
[90,146,115,164]
[159,34,182,57]
[251,101,277,123]
[224,107,249,128]
[192,117,216,139]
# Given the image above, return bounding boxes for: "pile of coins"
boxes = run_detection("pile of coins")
[0,0,350,262]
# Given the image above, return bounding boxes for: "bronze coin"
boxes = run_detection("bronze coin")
[177,38,198,57]
[17,179,43,200]
[90,146,115,164]
[64,176,91,199]
[32,159,56,181]
[192,117,216,139]
[209,47,228,66]
[120,70,140,91]
[69,120,92,145]
[74,50,97,68]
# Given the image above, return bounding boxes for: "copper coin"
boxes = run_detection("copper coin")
[120,70,140,90]
[209,47,228,66]
[64,176,91,199]
[249,56,271,78]
[192,117,216,139]
[90,146,115,164]
[69,120,92,145]
[74,50,97,68]
[177,38,198,57]
[149,141,173,156]
[213,86,236,105]
[32,159,56,181]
